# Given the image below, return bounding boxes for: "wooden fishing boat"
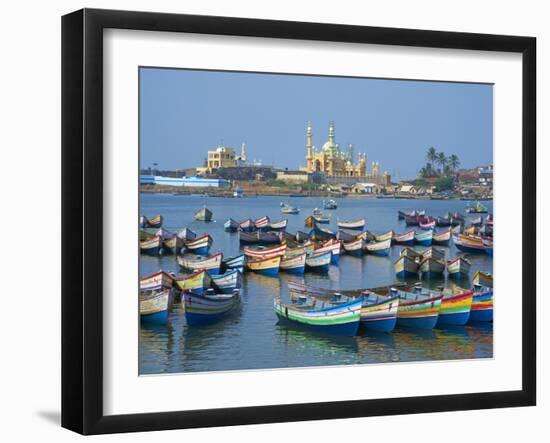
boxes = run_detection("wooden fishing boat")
[254,215,270,230]
[463,225,478,235]
[414,230,433,246]
[139,228,157,241]
[238,219,255,232]
[393,230,415,245]
[394,254,420,278]
[305,251,332,273]
[454,234,485,253]
[469,286,493,322]
[418,257,445,278]
[313,239,341,264]
[145,215,163,228]
[280,252,307,274]
[174,270,212,293]
[221,254,245,273]
[284,245,307,258]
[184,234,213,255]
[472,271,493,288]
[313,215,331,224]
[342,237,364,256]
[433,228,452,245]
[437,289,474,326]
[194,207,212,222]
[482,237,493,255]
[372,230,394,243]
[364,238,392,256]
[323,199,338,210]
[421,247,445,261]
[451,212,465,225]
[471,215,483,226]
[274,296,362,336]
[140,270,176,292]
[183,289,240,326]
[281,205,300,214]
[162,234,184,255]
[268,219,288,231]
[397,210,408,220]
[304,215,316,228]
[436,215,452,227]
[295,230,310,242]
[400,247,422,259]
[336,230,358,243]
[258,231,283,244]
[446,256,471,278]
[451,224,464,235]
[466,201,489,214]
[177,252,223,275]
[360,292,399,332]
[404,214,419,226]
[419,219,436,230]
[224,218,239,232]
[392,287,443,330]
[243,243,287,259]
[337,219,366,230]
[239,230,260,244]
[177,227,196,241]
[280,231,296,242]
[211,269,242,294]
[140,235,162,256]
[140,290,170,324]
[246,255,281,277]
[309,226,336,241]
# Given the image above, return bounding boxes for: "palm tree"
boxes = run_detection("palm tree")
[435,152,447,174]
[426,147,437,164]
[447,154,460,172]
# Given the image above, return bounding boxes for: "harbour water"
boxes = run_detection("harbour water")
[139,194,493,375]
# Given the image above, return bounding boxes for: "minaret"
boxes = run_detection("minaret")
[328,121,335,145]
[241,143,247,162]
[306,121,313,164]
[348,143,354,162]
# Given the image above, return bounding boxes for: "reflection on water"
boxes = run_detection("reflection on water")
[139,195,493,374]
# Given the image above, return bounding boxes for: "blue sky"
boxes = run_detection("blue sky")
[140,68,493,181]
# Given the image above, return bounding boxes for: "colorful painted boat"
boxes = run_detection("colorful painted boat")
[305,251,332,273]
[268,219,288,231]
[211,269,242,293]
[140,235,162,256]
[183,289,240,326]
[254,216,270,229]
[418,216,436,230]
[360,292,399,332]
[364,238,392,256]
[446,256,471,278]
[280,231,297,242]
[184,234,213,255]
[238,219,255,232]
[336,230,358,243]
[244,243,287,259]
[400,247,422,259]
[482,237,493,255]
[394,254,419,278]
[421,247,445,261]
[436,215,452,227]
[239,230,259,244]
[140,290,170,324]
[337,219,366,230]
[313,238,341,264]
[246,255,281,276]
[393,287,443,329]
[454,234,486,253]
[309,226,336,241]
[139,215,147,228]
[274,297,362,336]
[304,216,316,228]
[162,234,184,255]
[222,254,245,273]
[469,287,493,322]
[145,215,163,228]
[280,252,307,274]
[451,212,465,225]
[284,245,307,258]
[177,252,223,275]
[393,230,415,245]
[295,230,310,242]
[177,228,196,241]
[342,237,364,256]
[437,289,474,326]
[433,228,452,245]
[414,230,433,246]
[404,214,419,226]
[419,257,445,278]
[313,216,330,224]
[140,270,176,292]
[258,231,283,244]
[374,231,394,243]
[472,271,493,288]
[224,218,239,232]
[194,207,213,221]
[174,270,211,293]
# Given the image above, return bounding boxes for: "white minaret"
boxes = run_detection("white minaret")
[241,143,247,162]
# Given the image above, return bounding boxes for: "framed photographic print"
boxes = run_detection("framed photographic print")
[62,8,536,435]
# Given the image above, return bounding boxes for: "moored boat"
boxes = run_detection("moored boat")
[268,219,288,231]
[393,287,443,329]
[421,246,445,261]
[446,256,471,279]
[364,238,392,256]
[436,215,452,227]
[243,243,287,259]
[393,230,415,245]
[418,216,436,230]
[254,215,270,230]
[469,286,493,322]
[414,230,433,246]
[162,234,184,255]
[145,215,163,228]
[342,237,364,256]
[305,251,332,273]
[280,252,307,274]
[140,290,170,324]
[437,289,474,326]
[194,207,213,222]
[360,292,400,332]
[222,254,245,273]
[454,234,486,253]
[404,214,419,226]
[281,204,300,214]
[295,230,310,242]
[336,229,358,243]
[177,227,196,241]
[246,255,281,276]
[183,289,240,326]
[258,231,283,244]
[177,252,223,275]
[238,219,255,232]
[472,271,493,288]
[174,270,211,293]
[224,218,239,232]
[466,201,489,214]
[418,257,445,278]
[337,219,366,230]
[184,234,213,255]
[211,269,242,293]
[313,238,341,264]
[323,199,338,210]
[433,228,452,245]
[394,254,420,278]
[140,235,162,256]
[309,226,336,241]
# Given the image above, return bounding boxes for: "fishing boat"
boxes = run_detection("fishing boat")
[364,238,392,256]
[281,203,300,214]
[280,231,296,242]
[437,289,474,326]
[400,247,422,259]
[418,257,445,278]
[268,219,288,231]
[393,230,415,246]
[296,230,310,242]
[140,235,162,256]
[342,237,364,256]
[471,215,483,226]
[446,256,471,278]
[243,243,287,259]
[394,254,420,278]
[397,210,408,220]
[184,234,213,255]
[432,228,452,245]
[360,292,400,332]
[313,239,341,264]
[177,227,196,241]
[174,270,212,293]
[238,219,255,232]
[454,234,486,253]
[336,230,358,243]
[337,219,366,230]
[466,201,489,214]
[451,212,465,225]
[472,271,493,288]
[463,225,477,235]
[470,286,493,322]
[313,215,331,224]
[222,254,245,273]
[323,199,338,210]
[414,230,433,246]
[145,215,163,228]
[254,216,270,230]
[305,251,332,273]
[404,214,419,226]
[183,289,240,326]
[239,230,260,244]
[162,233,184,255]
[372,230,394,243]
[246,255,281,276]
[139,215,148,228]
[140,290,170,324]
[418,218,436,230]
[436,215,452,227]
[309,226,336,241]
[274,296,362,337]
[224,218,239,232]
[284,245,307,258]
[258,231,283,244]
[421,247,445,261]
[211,269,242,293]
[482,237,493,255]
[177,252,223,275]
[280,252,307,274]
[140,270,176,293]
[392,287,443,329]
[194,207,213,222]
[304,216,316,228]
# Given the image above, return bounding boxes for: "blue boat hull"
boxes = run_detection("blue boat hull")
[421,271,444,279]
[185,311,229,326]
[255,267,279,277]
[306,264,330,273]
[276,314,359,337]
[346,249,363,257]
[369,249,390,257]
[397,316,439,330]
[140,310,169,324]
[330,254,340,264]
[361,317,397,333]
[437,311,471,326]
[469,310,493,322]
[485,248,493,255]
[205,267,221,276]
[395,240,415,246]
[141,247,161,256]
[415,239,432,246]
[455,243,485,254]
[187,246,210,255]
[396,270,418,278]
[284,266,305,275]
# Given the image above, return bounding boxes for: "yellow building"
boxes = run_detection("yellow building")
[202,143,247,172]
[303,122,367,177]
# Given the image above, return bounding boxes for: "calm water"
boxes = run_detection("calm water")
[139,194,493,374]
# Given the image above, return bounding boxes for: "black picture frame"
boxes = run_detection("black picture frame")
[62,8,536,435]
